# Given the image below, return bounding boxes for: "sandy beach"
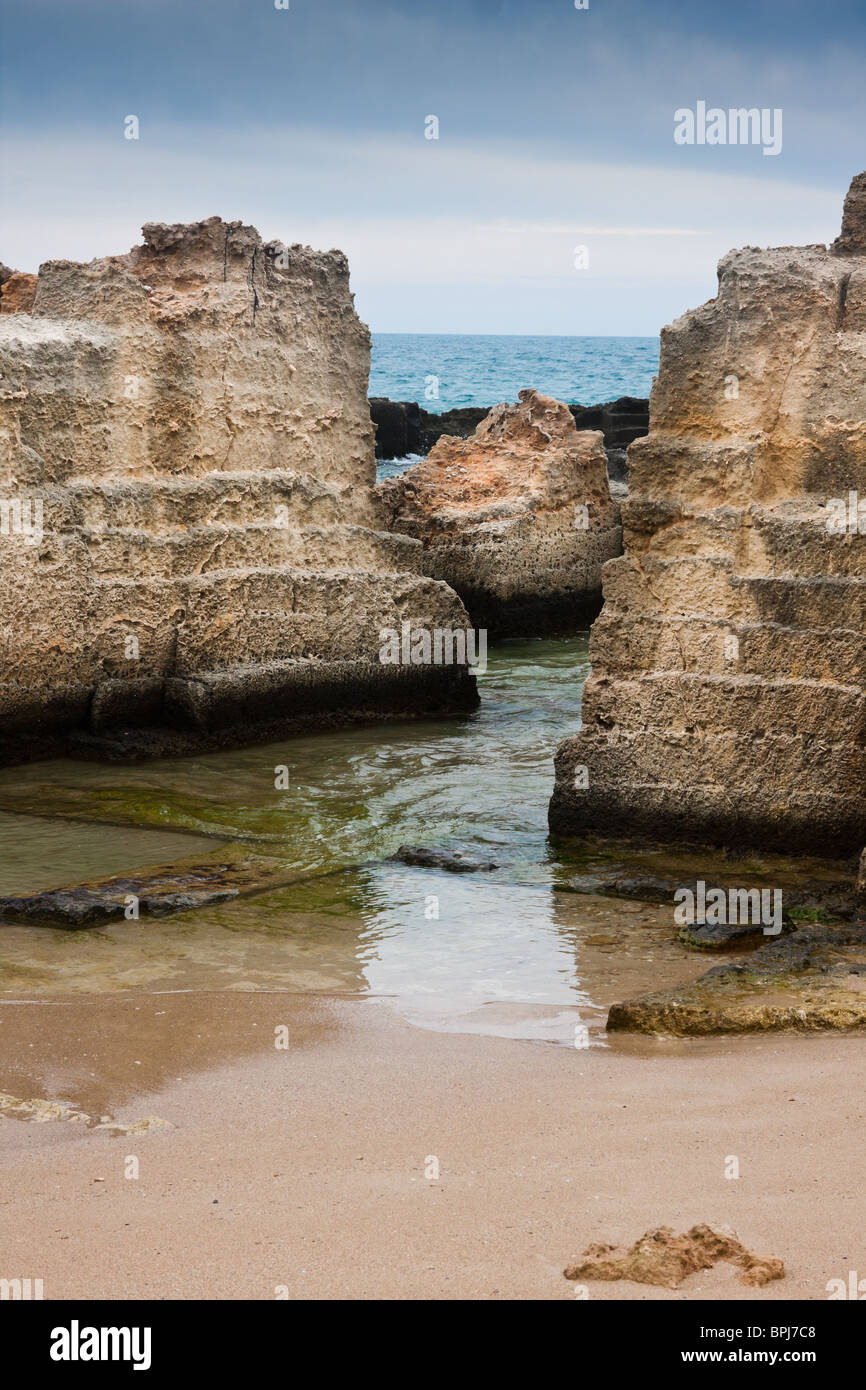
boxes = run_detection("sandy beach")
[1,991,863,1301]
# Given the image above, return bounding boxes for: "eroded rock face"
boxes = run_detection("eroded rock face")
[376,389,621,635]
[550,175,866,856]
[0,218,477,761]
[0,264,37,315]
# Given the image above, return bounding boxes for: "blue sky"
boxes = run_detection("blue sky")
[1,0,864,333]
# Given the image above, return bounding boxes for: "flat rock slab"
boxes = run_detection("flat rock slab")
[557,870,857,937]
[608,922,866,1034]
[0,850,290,929]
[676,919,768,949]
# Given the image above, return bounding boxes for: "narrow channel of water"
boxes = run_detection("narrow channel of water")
[0,638,791,1042]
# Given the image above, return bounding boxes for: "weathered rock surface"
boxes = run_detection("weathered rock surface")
[0,218,478,762]
[376,389,622,635]
[551,175,866,856]
[564,1224,784,1290]
[417,405,488,453]
[0,848,290,927]
[0,263,37,314]
[608,921,866,1034]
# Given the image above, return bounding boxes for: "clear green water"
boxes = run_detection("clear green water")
[0,638,747,1042]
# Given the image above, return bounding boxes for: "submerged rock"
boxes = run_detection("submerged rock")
[676,919,770,950]
[564,1224,784,1290]
[551,173,866,858]
[376,389,622,635]
[0,849,290,928]
[556,867,857,932]
[390,845,498,873]
[0,1092,88,1124]
[0,217,478,765]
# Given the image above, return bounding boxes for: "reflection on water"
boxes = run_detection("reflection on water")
[0,812,216,896]
[0,639,732,1043]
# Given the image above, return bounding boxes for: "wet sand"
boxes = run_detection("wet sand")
[1,990,863,1300]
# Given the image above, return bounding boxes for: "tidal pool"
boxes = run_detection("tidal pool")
[0,638,817,1043]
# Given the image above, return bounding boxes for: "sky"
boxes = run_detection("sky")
[1,0,865,334]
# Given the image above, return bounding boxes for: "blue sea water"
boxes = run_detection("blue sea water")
[369,333,659,413]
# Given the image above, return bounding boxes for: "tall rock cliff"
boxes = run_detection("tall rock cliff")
[550,174,866,856]
[0,218,475,761]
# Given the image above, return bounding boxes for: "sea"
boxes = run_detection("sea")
[369,333,659,413]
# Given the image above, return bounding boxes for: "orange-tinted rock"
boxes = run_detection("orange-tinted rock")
[0,270,37,314]
[564,1223,784,1290]
[377,389,621,635]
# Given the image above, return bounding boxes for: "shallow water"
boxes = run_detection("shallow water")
[0,638,833,1043]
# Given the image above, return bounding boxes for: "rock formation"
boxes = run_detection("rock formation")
[376,389,622,636]
[564,1224,784,1290]
[0,218,477,762]
[369,395,649,470]
[0,263,37,315]
[550,174,866,858]
[608,920,866,1035]
[569,395,649,451]
[369,397,425,459]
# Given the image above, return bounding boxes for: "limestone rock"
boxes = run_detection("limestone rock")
[550,174,866,855]
[608,921,866,1034]
[833,171,866,257]
[564,1224,783,1290]
[0,1090,171,1133]
[0,218,477,761]
[0,269,37,314]
[376,389,622,635]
